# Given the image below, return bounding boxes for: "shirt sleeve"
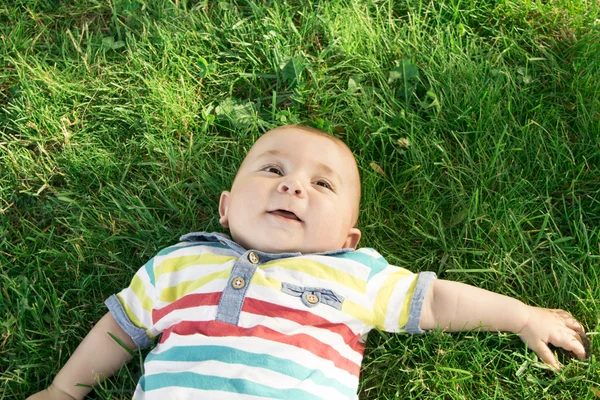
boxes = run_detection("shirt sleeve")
[105,255,161,348]
[369,265,436,334]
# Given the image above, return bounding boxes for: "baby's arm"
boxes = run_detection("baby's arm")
[419,279,587,368]
[28,312,137,400]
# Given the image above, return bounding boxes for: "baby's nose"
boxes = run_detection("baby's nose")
[278,181,304,196]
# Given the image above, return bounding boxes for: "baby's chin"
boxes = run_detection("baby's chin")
[233,235,339,254]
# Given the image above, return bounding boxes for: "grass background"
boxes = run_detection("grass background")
[1,0,599,398]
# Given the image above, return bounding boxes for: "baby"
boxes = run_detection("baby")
[29,125,588,400]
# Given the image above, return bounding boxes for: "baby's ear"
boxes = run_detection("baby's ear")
[343,227,361,249]
[218,191,230,228]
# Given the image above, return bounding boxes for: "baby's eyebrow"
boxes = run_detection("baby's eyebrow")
[316,162,342,184]
[257,149,282,158]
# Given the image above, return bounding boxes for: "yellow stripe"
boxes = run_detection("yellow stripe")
[117,293,148,333]
[265,259,366,293]
[130,275,154,313]
[398,275,418,329]
[341,299,373,326]
[251,274,282,291]
[155,254,237,280]
[373,269,413,329]
[160,269,232,302]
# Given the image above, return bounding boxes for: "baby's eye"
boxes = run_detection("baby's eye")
[264,165,283,175]
[315,180,333,190]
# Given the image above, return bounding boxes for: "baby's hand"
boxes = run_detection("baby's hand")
[518,306,589,368]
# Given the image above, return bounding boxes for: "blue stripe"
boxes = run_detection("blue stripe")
[143,258,155,286]
[144,345,356,398]
[334,249,388,281]
[140,372,325,399]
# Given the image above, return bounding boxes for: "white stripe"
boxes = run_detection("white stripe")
[382,274,416,330]
[153,305,219,332]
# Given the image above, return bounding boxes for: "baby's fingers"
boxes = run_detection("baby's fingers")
[550,330,588,361]
[528,340,559,368]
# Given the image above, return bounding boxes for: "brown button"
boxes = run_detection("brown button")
[305,293,319,305]
[231,276,246,289]
[248,252,259,264]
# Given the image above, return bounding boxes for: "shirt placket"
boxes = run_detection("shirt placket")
[216,250,262,325]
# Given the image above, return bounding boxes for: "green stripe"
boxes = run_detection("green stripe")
[144,345,356,398]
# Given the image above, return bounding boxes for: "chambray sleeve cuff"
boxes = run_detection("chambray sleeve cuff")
[403,271,437,334]
[105,294,153,348]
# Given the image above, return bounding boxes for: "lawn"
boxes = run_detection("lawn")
[1,0,599,398]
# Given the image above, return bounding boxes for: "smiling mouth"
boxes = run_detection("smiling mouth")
[269,209,302,222]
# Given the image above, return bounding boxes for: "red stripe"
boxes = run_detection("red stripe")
[152,292,221,324]
[160,320,362,377]
[242,298,364,354]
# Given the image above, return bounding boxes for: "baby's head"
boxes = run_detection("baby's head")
[218,125,362,253]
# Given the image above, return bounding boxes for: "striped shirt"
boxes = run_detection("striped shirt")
[106,232,436,399]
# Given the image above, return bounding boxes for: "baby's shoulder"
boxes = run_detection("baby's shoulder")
[149,232,237,261]
[321,247,390,279]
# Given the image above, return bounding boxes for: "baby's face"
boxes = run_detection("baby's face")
[219,127,361,253]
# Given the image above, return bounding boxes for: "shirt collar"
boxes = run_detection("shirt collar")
[179,231,354,257]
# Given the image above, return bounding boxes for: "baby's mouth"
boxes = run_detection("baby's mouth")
[269,209,302,222]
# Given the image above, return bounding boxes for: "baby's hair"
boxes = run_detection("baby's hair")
[274,124,349,147]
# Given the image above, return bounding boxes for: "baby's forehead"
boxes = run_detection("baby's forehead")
[244,128,357,174]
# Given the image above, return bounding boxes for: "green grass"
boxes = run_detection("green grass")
[1,0,599,398]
